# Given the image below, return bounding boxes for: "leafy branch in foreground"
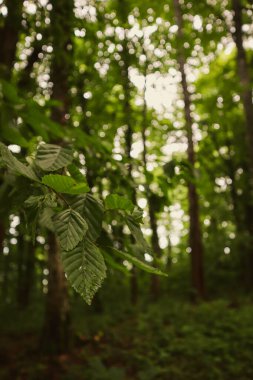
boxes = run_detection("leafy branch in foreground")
[0,142,167,304]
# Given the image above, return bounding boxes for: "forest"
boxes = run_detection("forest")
[0,0,253,379]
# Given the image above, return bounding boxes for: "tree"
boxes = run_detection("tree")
[173,0,205,298]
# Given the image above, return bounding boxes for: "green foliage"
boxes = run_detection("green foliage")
[41,174,90,194]
[70,195,104,241]
[35,144,73,171]
[0,142,38,181]
[105,194,134,212]
[54,209,88,251]
[0,142,165,304]
[62,240,107,305]
[109,247,168,276]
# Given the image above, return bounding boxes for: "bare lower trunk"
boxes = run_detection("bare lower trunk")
[141,71,162,299]
[41,233,70,353]
[41,0,74,353]
[0,221,9,303]
[148,198,162,298]
[0,0,22,76]
[17,235,25,307]
[173,0,205,298]
[16,238,35,308]
[232,0,253,178]
[232,0,253,286]
[120,3,139,304]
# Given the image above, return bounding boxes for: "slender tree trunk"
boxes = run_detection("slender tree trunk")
[17,234,25,307]
[173,0,205,298]
[16,234,36,308]
[232,0,253,286]
[41,233,70,353]
[141,72,162,298]
[0,222,7,302]
[41,0,74,353]
[118,1,139,304]
[122,37,139,306]
[22,241,35,307]
[0,0,22,77]
[124,76,138,305]
[232,0,253,180]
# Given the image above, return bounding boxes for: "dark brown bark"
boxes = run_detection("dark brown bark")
[17,234,25,307]
[232,0,253,286]
[0,222,7,302]
[50,0,73,125]
[232,0,253,180]
[41,0,74,353]
[41,233,70,353]
[141,72,162,298]
[22,241,35,307]
[16,234,36,308]
[0,0,22,76]
[173,0,205,298]
[120,6,138,304]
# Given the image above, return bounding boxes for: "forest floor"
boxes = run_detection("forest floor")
[1,298,253,380]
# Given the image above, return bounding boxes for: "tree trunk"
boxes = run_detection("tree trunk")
[232,0,253,180]
[173,0,205,299]
[22,241,35,307]
[41,233,70,353]
[17,234,25,307]
[41,0,74,353]
[232,0,253,286]
[0,222,7,302]
[141,71,162,298]
[0,0,22,76]
[119,1,139,304]
[122,49,138,306]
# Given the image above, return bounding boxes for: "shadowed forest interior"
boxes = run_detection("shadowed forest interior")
[1,0,253,379]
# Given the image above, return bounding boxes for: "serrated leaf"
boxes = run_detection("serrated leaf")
[108,247,167,277]
[25,195,45,208]
[70,195,104,241]
[42,174,90,194]
[105,194,134,212]
[0,142,39,182]
[36,144,73,171]
[25,193,57,208]
[125,215,152,254]
[54,209,88,251]
[62,239,106,304]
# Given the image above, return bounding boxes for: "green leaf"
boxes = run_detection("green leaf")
[125,215,152,254]
[70,195,104,241]
[42,174,90,194]
[25,193,57,208]
[36,144,73,171]
[1,122,28,148]
[67,163,87,183]
[108,247,167,277]
[62,239,106,304]
[54,209,88,251]
[105,194,134,212]
[102,250,131,276]
[1,80,23,105]
[0,142,39,182]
